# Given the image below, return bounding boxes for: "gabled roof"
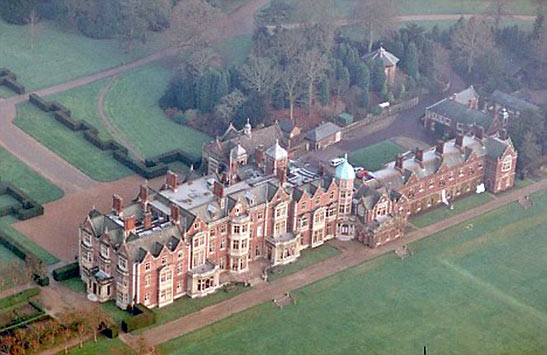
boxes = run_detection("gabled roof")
[490,90,540,113]
[363,46,399,67]
[426,98,493,128]
[304,122,341,142]
[266,140,288,159]
[451,85,479,106]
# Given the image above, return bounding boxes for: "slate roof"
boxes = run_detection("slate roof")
[490,90,540,113]
[426,98,493,128]
[304,122,341,142]
[363,47,400,67]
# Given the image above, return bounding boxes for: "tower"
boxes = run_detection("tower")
[335,154,355,216]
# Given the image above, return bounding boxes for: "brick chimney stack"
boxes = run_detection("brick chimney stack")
[395,154,404,171]
[256,144,265,169]
[113,194,123,216]
[475,125,484,141]
[166,171,178,191]
[143,211,152,230]
[171,204,180,225]
[213,180,225,209]
[124,215,136,233]
[455,134,464,149]
[415,148,423,162]
[436,140,444,156]
[139,184,149,208]
[499,128,508,140]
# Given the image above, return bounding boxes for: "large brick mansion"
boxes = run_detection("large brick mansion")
[79,125,517,310]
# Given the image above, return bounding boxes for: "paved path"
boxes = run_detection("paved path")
[122,179,547,349]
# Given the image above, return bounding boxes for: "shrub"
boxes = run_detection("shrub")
[33,274,50,287]
[2,77,25,94]
[50,101,71,116]
[29,94,53,112]
[102,323,120,338]
[0,288,40,310]
[53,111,82,131]
[121,304,156,332]
[52,262,80,281]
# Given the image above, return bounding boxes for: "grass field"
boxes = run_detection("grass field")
[14,103,132,182]
[0,244,26,292]
[68,337,133,355]
[214,35,253,67]
[0,216,59,265]
[268,244,340,281]
[103,63,211,160]
[0,147,64,204]
[157,189,547,354]
[411,192,494,228]
[0,19,163,91]
[348,140,405,171]
[46,79,112,140]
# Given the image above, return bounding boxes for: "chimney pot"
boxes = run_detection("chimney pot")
[139,185,148,202]
[395,154,404,170]
[170,205,180,225]
[166,171,178,191]
[436,140,445,156]
[415,148,423,162]
[124,215,136,233]
[455,134,464,148]
[113,194,123,215]
[143,212,152,230]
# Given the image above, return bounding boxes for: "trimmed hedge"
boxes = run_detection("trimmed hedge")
[5,184,44,220]
[52,262,80,281]
[27,94,200,178]
[1,77,25,94]
[33,274,50,287]
[121,304,156,332]
[102,323,120,338]
[0,288,40,310]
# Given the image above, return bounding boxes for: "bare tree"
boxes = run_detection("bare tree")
[169,0,223,55]
[215,90,247,123]
[239,55,280,95]
[432,43,451,87]
[181,47,220,78]
[452,17,494,73]
[281,63,305,121]
[299,48,330,113]
[354,0,398,52]
[485,0,514,28]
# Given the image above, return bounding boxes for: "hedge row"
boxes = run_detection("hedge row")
[1,183,44,220]
[52,262,80,281]
[0,288,40,310]
[121,304,156,332]
[0,76,25,94]
[102,323,119,339]
[28,94,201,178]
[0,301,47,334]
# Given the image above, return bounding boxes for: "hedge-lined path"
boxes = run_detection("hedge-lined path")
[96,76,145,161]
[121,179,547,349]
[0,282,33,301]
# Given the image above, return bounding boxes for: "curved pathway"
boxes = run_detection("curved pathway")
[96,77,144,161]
[0,6,534,194]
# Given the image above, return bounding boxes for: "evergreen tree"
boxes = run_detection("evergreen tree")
[354,62,370,91]
[371,57,386,92]
[318,75,330,106]
[359,89,369,109]
[405,41,419,79]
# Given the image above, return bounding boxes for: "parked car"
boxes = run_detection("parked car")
[330,157,345,167]
[353,166,364,173]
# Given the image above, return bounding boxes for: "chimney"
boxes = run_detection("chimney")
[113,194,123,215]
[139,184,148,204]
[277,166,287,185]
[166,170,178,191]
[256,144,265,168]
[475,125,484,141]
[499,128,508,140]
[436,140,444,156]
[124,215,136,233]
[468,99,474,109]
[143,211,152,230]
[455,134,464,149]
[170,204,180,225]
[395,154,404,171]
[414,148,423,162]
[450,93,457,101]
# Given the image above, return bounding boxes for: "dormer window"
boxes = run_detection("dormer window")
[82,232,91,247]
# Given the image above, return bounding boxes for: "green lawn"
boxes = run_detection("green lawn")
[0,244,26,292]
[0,216,59,265]
[0,86,15,98]
[214,35,253,67]
[103,63,211,160]
[348,140,405,171]
[46,79,112,141]
[157,190,547,354]
[68,337,133,355]
[268,244,340,281]
[0,194,20,210]
[410,192,494,228]
[0,19,164,91]
[14,103,132,182]
[0,147,63,204]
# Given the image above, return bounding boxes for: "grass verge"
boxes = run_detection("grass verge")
[348,140,405,171]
